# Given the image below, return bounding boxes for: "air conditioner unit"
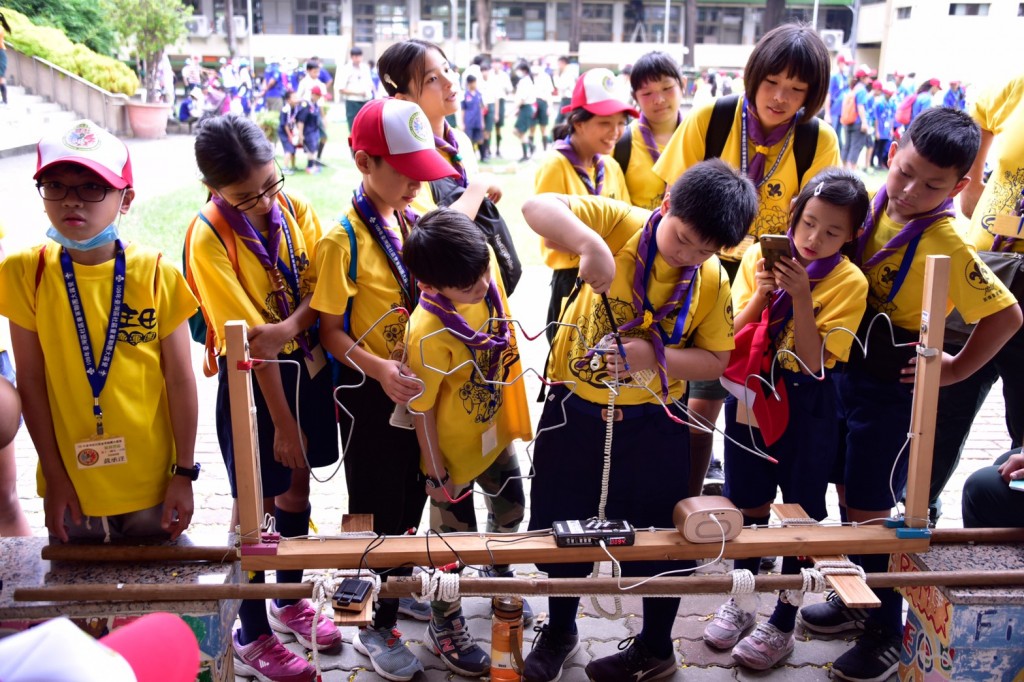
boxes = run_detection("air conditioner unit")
[819,29,845,51]
[417,20,445,42]
[215,15,248,37]
[186,15,212,37]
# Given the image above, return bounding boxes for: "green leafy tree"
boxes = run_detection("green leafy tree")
[109,0,191,103]
[3,0,119,55]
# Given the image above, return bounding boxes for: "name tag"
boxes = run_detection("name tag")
[482,423,498,457]
[305,344,327,378]
[75,436,128,469]
[991,214,1024,239]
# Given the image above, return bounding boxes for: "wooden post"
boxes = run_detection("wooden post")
[904,256,950,529]
[226,321,263,544]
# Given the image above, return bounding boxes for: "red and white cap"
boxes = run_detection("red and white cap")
[349,98,460,181]
[0,613,200,682]
[561,68,639,117]
[34,120,133,189]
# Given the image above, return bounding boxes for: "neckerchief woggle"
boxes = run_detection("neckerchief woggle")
[741,97,797,187]
[60,241,126,435]
[767,226,844,340]
[419,278,510,382]
[554,137,604,196]
[616,209,697,399]
[351,184,418,311]
[434,121,468,188]
[855,185,954,303]
[637,111,681,165]
[211,195,312,358]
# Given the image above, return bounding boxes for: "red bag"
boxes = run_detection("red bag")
[896,93,916,126]
[720,305,790,446]
[839,91,858,126]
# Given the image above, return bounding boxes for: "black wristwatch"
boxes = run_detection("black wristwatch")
[425,471,450,489]
[171,463,201,481]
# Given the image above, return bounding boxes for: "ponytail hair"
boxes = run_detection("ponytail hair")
[551,107,595,142]
[377,39,447,97]
[194,113,275,189]
[0,13,11,34]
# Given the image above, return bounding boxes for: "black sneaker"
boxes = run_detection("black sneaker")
[702,458,725,496]
[522,624,580,682]
[831,627,901,682]
[480,567,535,626]
[760,556,779,571]
[584,636,675,681]
[798,591,870,635]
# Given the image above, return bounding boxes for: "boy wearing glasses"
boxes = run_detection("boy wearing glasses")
[0,120,199,543]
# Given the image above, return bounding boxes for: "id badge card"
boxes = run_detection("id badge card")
[991,214,1024,239]
[482,423,498,458]
[305,344,327,378]
[75,435,128,469]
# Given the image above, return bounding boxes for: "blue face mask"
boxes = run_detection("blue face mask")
[46,223,120,251]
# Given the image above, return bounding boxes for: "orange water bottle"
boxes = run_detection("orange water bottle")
[490,596,525,681]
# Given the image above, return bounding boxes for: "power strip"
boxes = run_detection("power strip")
[553,519,636,547]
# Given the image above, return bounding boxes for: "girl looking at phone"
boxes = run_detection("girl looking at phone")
[704,168,870,670]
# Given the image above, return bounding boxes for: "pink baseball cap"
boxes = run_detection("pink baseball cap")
[35,120,133,189]
[311,86,323,96]
[561,68,639,117]
[0,613,200,682]
[348,98,459,181]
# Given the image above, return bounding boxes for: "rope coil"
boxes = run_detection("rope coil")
[418,570,461,603]
[729,569,756,594]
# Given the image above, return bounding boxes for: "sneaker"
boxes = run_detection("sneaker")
[353,626,424,682]
[397,597,432,621]
[702,458,725,495]
[479,567,535,626]
[268,599,343,651]
[232,630,316,682]
[282,167,295,175]
[522,624,580,682]
[584,636,675,681]
[760,556,779,571]
[831,627,901,682]
[797,591,870,635]
[731,622,795,670]
[428,612,490,676]
[703,598,756,650]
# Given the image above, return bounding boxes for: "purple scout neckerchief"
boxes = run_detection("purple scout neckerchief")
[554,136,604,196]
[351,183,419,311]
[742,97,797,187]
[616,209,697,399]
[855,185,954,301]
[637,111,681,164]
[767,216,844,340]
[211,194,311,358]
[434,120,468,188]
[419,276,511,381]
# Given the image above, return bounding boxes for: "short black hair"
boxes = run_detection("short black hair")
[350,46,363,56]
[630,51,683,93]
[466,74,477,84]
[666,159,757,249]
[404,209,490,289]
[743,22,830,124]
[789,167,869,238]
[902,107,980,178]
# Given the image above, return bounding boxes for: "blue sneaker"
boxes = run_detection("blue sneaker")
[397,597,432,622]
[353,626,423,682]
[429,611,490,676]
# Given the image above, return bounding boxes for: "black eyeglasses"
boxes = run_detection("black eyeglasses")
[229,175,286,212]
[36,181,116,203]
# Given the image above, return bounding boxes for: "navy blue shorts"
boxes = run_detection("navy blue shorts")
[280,133,296,154]
[216,343,340,499]
[529,385,693,579]
[723,372,837,520]
[832,366,913,511]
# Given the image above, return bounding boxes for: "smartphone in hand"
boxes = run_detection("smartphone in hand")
[759,234,792,271]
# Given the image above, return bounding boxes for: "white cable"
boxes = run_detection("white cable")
[590,379,623,620]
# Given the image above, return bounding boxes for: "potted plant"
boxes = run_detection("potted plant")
[110,0,192,138]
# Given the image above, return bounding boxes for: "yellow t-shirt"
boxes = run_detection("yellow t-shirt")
[410,127,480,216]
[622,119,672,212]
[733,244,868,372]
[864,201,1016,331]
[535,151,631,269]
[407,258,533,485]
[0,243,198,516]
[311,205,410,361]
[549,212,735,405]
[187,193,321,355]
[652,99,840,251]
[965,72,1024,253]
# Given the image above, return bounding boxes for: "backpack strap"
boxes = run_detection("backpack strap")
[612,123,632,172]
[792,117,820,189]
[704,94,740,161]
[338,216,359,333]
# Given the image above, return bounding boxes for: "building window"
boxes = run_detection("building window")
[949,3,990,14]
[696,6,745,44]
[896,6,912,18]
[293,0,341,34]
[421,1,476,39]
[354,2,408,42]
[580,3,614,42]
[493,3,547,41]
[637,2,681,43]
[1019,2,1024,14]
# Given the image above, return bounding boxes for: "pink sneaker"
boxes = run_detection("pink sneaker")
[233,631,316,682]
[269,599,343,651]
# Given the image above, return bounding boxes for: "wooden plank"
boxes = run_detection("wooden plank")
[226,321,263,545]
[238,525,930,571]
[341,514,374,533]
[333,597,372,627]
[905,255,950,530]
[772,503,879,608]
